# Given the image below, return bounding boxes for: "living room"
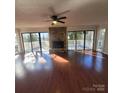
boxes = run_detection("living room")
[15,0,108,93]
[2,0,124,93]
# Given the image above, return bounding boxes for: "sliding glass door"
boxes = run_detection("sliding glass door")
[85,31,94,50]
[15,33,20,55]
[22,32,49,54]
[67,30,94,51]
[97,29,106,52]
[22,33,32,53]
[68,32,76,50]
[31,33,40,52]
[76,31,84,50]
[40,33,49,52]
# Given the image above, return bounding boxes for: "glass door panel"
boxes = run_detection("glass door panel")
[15,33,20,55]
[76,32,84,50]
[68,32,76,50]
[85,31,94,50]
[22,33,32,53]
[97,29,106,52]
[40,33,49,53]
[31,33,40,52]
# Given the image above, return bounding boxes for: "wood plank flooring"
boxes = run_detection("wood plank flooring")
[15,50,108,93]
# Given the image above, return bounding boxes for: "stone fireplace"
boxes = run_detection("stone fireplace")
[49,27,67,52]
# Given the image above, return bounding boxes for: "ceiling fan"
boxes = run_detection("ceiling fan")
[43,7,70,25]
[50,15,67,25]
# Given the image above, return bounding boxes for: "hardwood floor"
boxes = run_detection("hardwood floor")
[15,50,108,93]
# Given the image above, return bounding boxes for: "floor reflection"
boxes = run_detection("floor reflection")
[24,55,35,64]
[16,51,108,93]
[82,55,93,69]
[15,62,26,79]
[95,57,103,73]
[82,50,104,59]
[79,53,104,73]
[15,51,105,79]
[25,63,36,71]
[40,53,53,70]
[15,52,53,79]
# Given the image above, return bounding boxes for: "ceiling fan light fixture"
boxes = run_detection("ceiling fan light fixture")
[52,21,57,24]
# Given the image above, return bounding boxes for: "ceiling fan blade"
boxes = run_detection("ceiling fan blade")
[58,16,67,20]
[42,19,52,22]
[56,10,70,16]
[48,6,56,15]
[57,20,65,24]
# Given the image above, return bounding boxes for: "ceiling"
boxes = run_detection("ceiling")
[15,0,108,28]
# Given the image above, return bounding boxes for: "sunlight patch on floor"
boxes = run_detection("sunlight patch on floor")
[51,54,69,63]
[24,52,35,64]
[39,57,47,64]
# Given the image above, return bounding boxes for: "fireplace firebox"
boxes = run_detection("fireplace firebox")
[52,41,64,48]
